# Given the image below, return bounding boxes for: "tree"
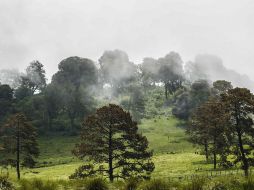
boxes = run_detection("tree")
[221,88,254,176]
[0,113,39,179]
[172,80,211,120]
[51,56,98,130]
[43,84,61,129]
[20,61,47,93]
[140,58,159,92]
[99,49,138,96]
[188,98,230,169]
[72,104,154,182]
[120,86,146,123]
[212,80,233,97]
[157,52,184,99]
[0,84,13,123]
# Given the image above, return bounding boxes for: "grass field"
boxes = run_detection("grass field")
[2,115,217,181]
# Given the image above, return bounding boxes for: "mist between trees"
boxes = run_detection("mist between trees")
[1,49,254,182]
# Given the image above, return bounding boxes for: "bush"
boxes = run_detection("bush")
[242,178,254,190]
[18,179,58,190]
[85,178,108,190]
[124,178,139,190]
[0,175,14,190]
[182,176,206,190]
[142,179,168,190]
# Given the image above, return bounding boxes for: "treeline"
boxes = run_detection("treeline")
[187,80,254,177]
[0,50,197,133]
[1,50,246,134]
[1,49,254,180]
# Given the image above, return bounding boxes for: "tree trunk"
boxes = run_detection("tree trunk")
[108,124,114,182]
[213,152,217,169]
[213,137,217,169]
[204,141,209,163]
[68,112,75,131]
[165,85,168,99]
[237,130,249,176]
[16,119,20,180]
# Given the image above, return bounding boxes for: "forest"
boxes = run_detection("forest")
[1,50,254,189]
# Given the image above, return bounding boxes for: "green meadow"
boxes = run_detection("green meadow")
[3,116,215,181]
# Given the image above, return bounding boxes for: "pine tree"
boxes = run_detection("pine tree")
[71,104,154,182]
[0,113,39,179]
[221,88,254,176]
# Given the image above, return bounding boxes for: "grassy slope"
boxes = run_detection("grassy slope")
[4,115,214,180]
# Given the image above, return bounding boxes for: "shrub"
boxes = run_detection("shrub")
[0,175,14,190]
[85,178,108,190]
[242,178,254,190]
[182,176,206,190]
[142,179,168,190]
[18,179,58,190]
[124,178,139,190]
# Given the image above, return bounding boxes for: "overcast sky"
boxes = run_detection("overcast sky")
[0,0,253,79]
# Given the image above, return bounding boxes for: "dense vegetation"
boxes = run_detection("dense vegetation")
[1,50,254,189]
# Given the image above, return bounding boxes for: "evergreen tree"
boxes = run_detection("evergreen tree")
[71,104,154,182]
[0,113,39,179]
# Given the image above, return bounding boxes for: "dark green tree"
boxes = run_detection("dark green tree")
[0,113,39,179]
[72,104,154,182]
[212,80,233,97]
[173,80,211,120]
[221,88,254,176]
[0,84,13,123]
[51,56,98,130]
[188,98,231,168]
[157,52,184,99]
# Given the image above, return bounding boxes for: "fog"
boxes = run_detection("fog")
[0,0,253,83]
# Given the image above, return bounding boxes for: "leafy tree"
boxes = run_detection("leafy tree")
[212,80,233,97]
[221,88,254,176]
[157,52,184,99]
[51,56,98,130]
[0,113,39,179]
[20,61,47,94]
[43,84,61,129]
[140,58,159,92]
[72,104,154,182]
[173,80,211,120]
[0,84,13,123]
[188,98,231,168]
[120,86,146,123]
[99,50,138,96]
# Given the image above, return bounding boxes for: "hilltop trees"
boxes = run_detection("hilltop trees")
[157,52,184,99]
[0,113,39,179]
[99,50,138,96]
[72,104,154,182]
[51,56,98,130]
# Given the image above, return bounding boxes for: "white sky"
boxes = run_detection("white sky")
[0,0,253,79]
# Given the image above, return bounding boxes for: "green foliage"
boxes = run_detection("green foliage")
[182,176,206,190]
[18,179,58,190]
[141,179,169,190]
[242,178,254,190]
[124,178,139,190]
[73,104,154,181]
[85,178,109,190]
[0,175,14,190]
